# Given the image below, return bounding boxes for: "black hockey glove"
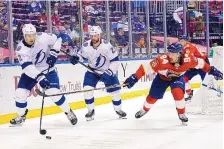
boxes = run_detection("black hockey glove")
[39,77,50,90]
[46,49,58,68]
[123,74,138,88]
[208,66,223,80]
[70,55,79,65]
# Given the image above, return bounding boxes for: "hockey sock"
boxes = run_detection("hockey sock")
[184,76,192,95]
[111,91,122,111]
[85,97,94,111]
[84,86,95,111]
[172,88,185,114]
[16,101,27,116]
[46,88,70,113]
[54,95,71,113]
[143,96,157,111]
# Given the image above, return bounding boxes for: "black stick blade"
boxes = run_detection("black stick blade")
[40,129,47,135]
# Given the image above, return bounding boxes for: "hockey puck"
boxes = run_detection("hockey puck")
[46,136,51,139]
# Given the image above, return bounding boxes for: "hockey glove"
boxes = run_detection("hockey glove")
[208,66,223,80]
[46,49,58,68]
[100,69,114,83]
[70,55,79,65]
[123,74,138,88]
[39,77,51,90]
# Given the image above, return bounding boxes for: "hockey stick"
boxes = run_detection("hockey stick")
[60,50,101,77]
[35,83,127,97]
[202,83,223,94]
[39,67,50,135]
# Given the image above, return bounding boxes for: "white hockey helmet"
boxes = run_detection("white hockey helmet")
[89,26,102,36]
[22,24,36,36]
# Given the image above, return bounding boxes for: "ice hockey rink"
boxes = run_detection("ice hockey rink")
[0,90,222,149]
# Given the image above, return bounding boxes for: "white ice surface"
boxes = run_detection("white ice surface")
[0,91,223,149]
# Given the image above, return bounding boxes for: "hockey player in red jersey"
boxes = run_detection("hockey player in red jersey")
[179,35,211,102]
[124,42,223,125]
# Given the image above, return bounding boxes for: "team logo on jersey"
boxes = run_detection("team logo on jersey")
[94,54,106,69]
[103,40,108,44]
[16,46,21,51]
[83,42,88,47]
[35,49,46,65]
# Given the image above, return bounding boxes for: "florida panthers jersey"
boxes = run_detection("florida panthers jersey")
[182,42,207,60]
[77,39,119,74]
[16,32,61,80]
[135,54,211,81]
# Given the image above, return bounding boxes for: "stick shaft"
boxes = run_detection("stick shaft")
[202,83,223,93]
[37,83,127,97]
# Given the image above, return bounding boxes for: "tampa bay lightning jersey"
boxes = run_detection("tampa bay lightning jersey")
[77,39,119,74]
[16,32,60,80]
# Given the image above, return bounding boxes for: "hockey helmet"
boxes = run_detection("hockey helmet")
[89,26,102,35]
[167,42,183,53]
[22,24,36,36]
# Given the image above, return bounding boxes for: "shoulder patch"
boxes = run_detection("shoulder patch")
[103,39,108,44]
[16,46,22,51]
[83,42,88,47]
[37,32,42,36]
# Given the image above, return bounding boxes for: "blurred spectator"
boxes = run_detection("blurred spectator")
[133,15,146,32]
[53,26,60,37]
[58,26,75,49]
[38,9,47,24]
[70,16,79,31]
[135,36,146,48]
[83,15,95,31]
[195,16,205,37]
[51,8,61,26]
[63,21,72,36]
[27,0,43,16]
[117,15,129,32]
[115,28,129,47]
[70,29,80,47]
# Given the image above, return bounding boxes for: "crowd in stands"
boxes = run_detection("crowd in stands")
[0,0,223,63]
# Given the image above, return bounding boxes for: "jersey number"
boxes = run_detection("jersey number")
[184,57,191,62]
[160,55,168,64]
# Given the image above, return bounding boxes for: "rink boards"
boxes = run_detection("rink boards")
[0,59,202,124]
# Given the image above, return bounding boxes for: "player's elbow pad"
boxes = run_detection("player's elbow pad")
[22,64,41,80]
[109,61,120,74]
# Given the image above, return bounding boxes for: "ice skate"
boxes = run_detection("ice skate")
[135,109,148,119]
[85,109,95,121]
[115,110,127,119]
[178,113,188,126]
[185,90,194,103]
[10,109,28,126]
[65,109,78,125]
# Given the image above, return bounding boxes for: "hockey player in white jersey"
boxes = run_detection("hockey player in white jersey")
[69,26,126,121]
[10,24,77,126]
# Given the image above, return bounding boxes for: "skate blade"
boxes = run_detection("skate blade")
[182,122,188,126]
[9,123,23,127]
[119,116,127,119]
[86,117,94,121]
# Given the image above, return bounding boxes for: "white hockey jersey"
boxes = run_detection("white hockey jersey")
[77,39,119,74]
[16,32,61,80]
